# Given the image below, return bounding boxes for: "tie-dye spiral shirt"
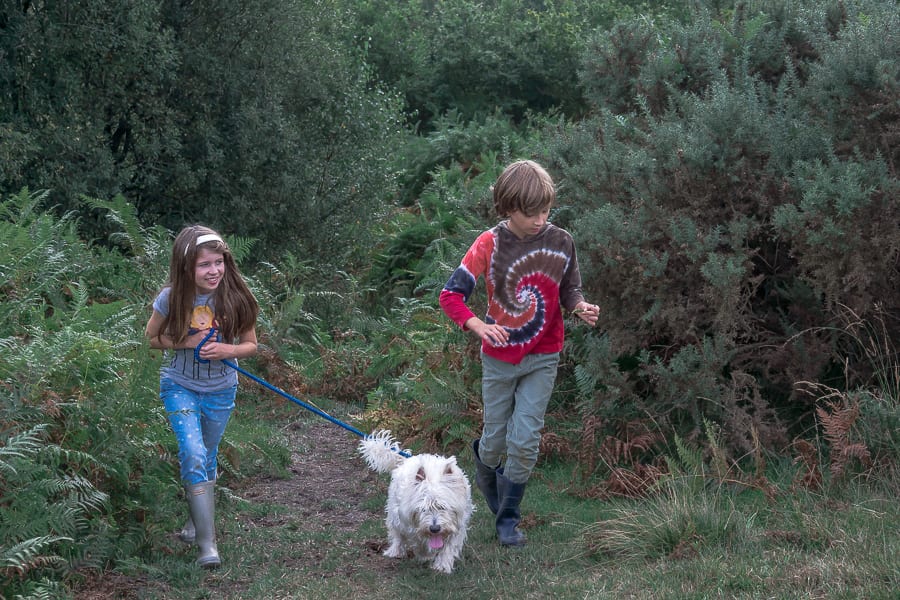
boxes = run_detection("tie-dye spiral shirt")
[440,221,585,365]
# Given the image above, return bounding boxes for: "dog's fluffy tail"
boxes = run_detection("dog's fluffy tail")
[358,429,409,473]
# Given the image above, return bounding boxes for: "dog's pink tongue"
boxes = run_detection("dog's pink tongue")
[429,535,444,550]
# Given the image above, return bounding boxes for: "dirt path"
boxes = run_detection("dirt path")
[237,417,384,536]
[75,416,390,599]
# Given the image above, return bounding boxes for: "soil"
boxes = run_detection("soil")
[234,417,384,537]
[73,415,388,599]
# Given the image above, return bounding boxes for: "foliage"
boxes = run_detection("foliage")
[1,192,156,598]
[346,0,680,130]
[583,424,751,560]
[1,1,899,595]
[546,0,899,456]
[0,0,407,264]
[0,426,73,596]
[390,109,536,206]
[0,189,95,337]
[358,296,481,453]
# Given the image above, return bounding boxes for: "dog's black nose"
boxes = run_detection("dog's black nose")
[429,524,441,534]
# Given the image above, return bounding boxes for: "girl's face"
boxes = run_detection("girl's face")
[194,248,226,295]
[507,206,550,239]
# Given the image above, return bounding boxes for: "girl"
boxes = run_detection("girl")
[145,225,259,568]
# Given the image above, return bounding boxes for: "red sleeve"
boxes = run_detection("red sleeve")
[439,230,494,331]
[440,288,475,330]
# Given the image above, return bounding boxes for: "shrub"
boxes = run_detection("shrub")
[548,0,898,457]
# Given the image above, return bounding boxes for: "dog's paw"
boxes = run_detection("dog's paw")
[430,556,455,574]
[383,541,406,559]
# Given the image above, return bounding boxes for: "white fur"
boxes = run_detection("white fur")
[359,430,473,574]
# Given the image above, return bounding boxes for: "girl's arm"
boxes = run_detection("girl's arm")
[146,309,181,349]
[196,327,258,361]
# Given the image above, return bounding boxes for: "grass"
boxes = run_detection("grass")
[70,401,899,600]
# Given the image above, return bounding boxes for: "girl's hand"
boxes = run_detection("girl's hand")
[197,339,231,361]
[572,302,600,327]
[185,329,211,350]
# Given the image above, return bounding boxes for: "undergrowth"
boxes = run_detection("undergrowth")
[2,187,897,598]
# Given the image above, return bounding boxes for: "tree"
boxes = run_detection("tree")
[0,0,407,263]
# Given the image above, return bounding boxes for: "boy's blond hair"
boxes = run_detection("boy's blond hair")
[492,160,556,217]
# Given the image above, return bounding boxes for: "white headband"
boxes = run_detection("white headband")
[196,234,223,246]
[185,233,224,255]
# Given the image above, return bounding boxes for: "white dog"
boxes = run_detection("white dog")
[358,430,473,574]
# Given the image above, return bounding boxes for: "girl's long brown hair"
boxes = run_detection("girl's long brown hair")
[159,225,259,344]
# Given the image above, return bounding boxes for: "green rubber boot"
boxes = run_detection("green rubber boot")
[178,516,195,544]
[185,481,221,568]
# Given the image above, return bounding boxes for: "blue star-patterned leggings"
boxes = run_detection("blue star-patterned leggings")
[161,377,236,485]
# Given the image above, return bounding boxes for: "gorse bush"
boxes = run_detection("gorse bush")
[348,0,684,130]
[544,0,899,461]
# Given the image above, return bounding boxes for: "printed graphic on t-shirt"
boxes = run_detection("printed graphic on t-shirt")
[188,305,216,335]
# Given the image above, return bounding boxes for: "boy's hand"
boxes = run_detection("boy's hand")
[572,302,600,327]
[468,318,510,347]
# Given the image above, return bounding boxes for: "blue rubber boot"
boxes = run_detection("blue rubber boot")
[495,470,527,547]
[472,439,500,514]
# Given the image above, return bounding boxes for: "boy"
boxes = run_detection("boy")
[439,159,599,546]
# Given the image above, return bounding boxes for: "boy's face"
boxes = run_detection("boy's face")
[507,206,550,239]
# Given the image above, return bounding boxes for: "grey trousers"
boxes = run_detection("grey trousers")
[478,351,559,484]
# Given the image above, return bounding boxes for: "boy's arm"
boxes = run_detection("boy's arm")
[439,288,476,330]
[559,240,599,326]
[440,230,498,332]
[440,290,511,347]
[571,301,600,326]
[559,245,585,311]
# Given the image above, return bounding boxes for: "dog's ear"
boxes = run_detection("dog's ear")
[416,467,427,482]
[443,463,456,476]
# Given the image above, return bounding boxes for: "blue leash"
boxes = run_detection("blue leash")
[195,329,410,457]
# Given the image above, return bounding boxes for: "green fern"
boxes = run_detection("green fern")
[0,424,47,477]
[1,535,71,576]
[0,423,110,595]
[573,363,598,399]
[78,194,147,256]
[0,189,89,336]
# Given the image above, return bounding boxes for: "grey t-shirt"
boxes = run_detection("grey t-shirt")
[152,287,238,392]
